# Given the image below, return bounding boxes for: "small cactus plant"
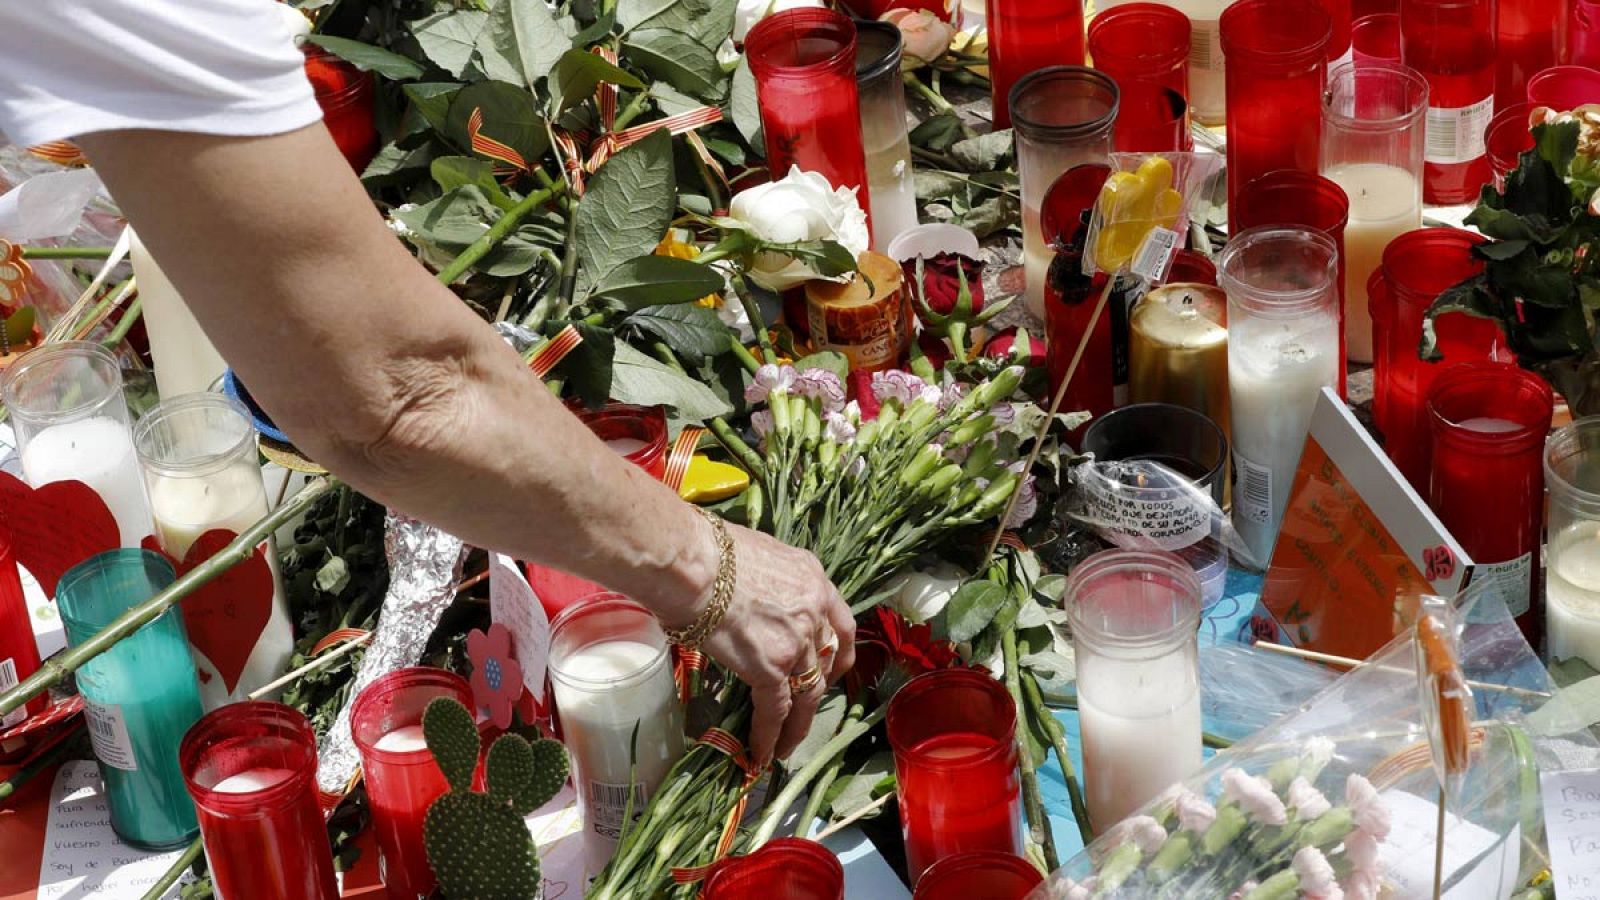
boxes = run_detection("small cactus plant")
[421,696,570,900]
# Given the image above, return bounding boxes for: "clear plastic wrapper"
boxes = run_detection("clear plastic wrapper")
[1029,595,1600,900]
[1081,153,1223,286]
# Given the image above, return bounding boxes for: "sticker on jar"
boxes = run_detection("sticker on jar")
[0,657,22,729]
[1469,552,1533,619]
[1234,454,1274,526]
[586,780,647,841]
[1189,19,1225,72]
[1078,465,1212,551]
[83,698,138,771]
[1424,96,1494,165]
[1131,227,1182,284]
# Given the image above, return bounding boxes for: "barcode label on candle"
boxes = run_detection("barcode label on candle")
[1131,228,1181,283]
[83,699,138,771]
[1234,454,1273,526]
[0,658,21,729]
[1189,20,1224,72]
[1472,552,1533,618]
[1424,97,1494,165]
[587,781,646,840]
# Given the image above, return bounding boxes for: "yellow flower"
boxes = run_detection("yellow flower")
[654,230,722,308]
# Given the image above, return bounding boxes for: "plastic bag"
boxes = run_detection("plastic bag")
[1081,153,1223,286]
[1028,595,1600,900]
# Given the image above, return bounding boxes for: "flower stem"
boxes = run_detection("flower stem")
[20,246,114,260]
[435,177,564,284]
[1023,668,1093,846]
[728,335,761,375]
[796,752,847,838]
[0,477,338,718]
[903,73,977,139]
[1007,630,1060,871]
[100,297,141,348]
[708,417,766,479]
[747,704,887,848]
[731,273,777,365]
[0,719,83,804]
[612,90,652,132]
[138,837,203,900]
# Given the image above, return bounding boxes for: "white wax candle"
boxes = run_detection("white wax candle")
[374,724,429,754]
[604,436,649,456]
[865,141,920,254]
[130,232,227,397]
[553,638,685,874]
[1549,523,1600,670]
[22,416,152,548]
[1458,416,1520,433]
[1079,651,1203,830]
[1022,202,1050,321]
[213,766,295,794]
[1228,311,1341,565]
[1324,163,1421,363]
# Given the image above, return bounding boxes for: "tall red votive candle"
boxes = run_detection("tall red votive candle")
[745,8,870,208]
[1496,0,1564,109]
[986,0,1088,129]
[1041,164,1116,428]
[303,46,379,173]
[1527,65,1600,110]
[1114,85,1192,153]
[1354,0,1398,16]
[703,839,845,900]
[1426,362,1553,647]
[888,669,1023,884]
[1574,0,1600,68]
[1220,0,1332,217]
[1374,228,1511,489]
[913,852,1043,900]
[1163,249,1218,287]
[1400,0,1495,205]
[1352,13,1401,65]
[351,667,474,900]
[1321,0,1354,64]
[180,702,338,900]
[1088,3,1191,101]
[1486,103,1536,192]
[0,530,45,746]
[1231,170,1351,398]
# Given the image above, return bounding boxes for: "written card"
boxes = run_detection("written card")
[1542,768,1600,900]
[490,553,552,703]
[35,761,188,899]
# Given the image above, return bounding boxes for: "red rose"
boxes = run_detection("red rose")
[903,252,985,322]
[984,328,1047,367]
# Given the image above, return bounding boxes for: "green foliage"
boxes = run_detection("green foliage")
[422,696,479,791]
[306,35,425,80]
[590,255,723,308]
[572,129,677,294]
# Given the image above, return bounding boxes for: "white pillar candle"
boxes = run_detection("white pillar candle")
[1079,650,1204,828]
[130,231,228,398]
[1548,522,1600,670]
[1324,163,1421,363]
[374,724,429,754]
[22,416,152,548]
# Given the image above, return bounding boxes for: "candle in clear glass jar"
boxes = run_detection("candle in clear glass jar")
[1070,549,1203,832]
[1400,0,1495,205]
[985,0,1088,128]
[856,22,919,252]
[135,394,292,709]
[1012,67,1118,322]
[1129,284,1230,438]
[1546,420,1600,669]
[549,594,685,877]
[1221,227,1341,566]
[3,342,153,548]
[1320,61,1427,364]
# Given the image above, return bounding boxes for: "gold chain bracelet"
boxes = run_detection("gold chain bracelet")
[664,507,736,650]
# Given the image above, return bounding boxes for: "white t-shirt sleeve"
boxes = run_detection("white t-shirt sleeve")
[0,0,323,147]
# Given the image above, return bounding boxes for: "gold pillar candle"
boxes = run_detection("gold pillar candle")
[805,251,907,372]
[1129,283,1230,435]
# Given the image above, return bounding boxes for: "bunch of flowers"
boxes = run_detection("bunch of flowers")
[1050,739,1393,900]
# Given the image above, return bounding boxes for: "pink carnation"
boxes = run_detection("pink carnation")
[1222,768,1287,826]
[1176,790,1217,833]
[745,363,797,403]
[793,368,847,413]
[1294,847,1342,900]
[1344,775,1391,842]
[1288,777,1331,820]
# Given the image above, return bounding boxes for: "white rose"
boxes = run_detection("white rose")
[727,166,870,292]
[888,561,967,624]
[733,0,826,43]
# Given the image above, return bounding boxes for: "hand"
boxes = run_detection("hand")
[697,524,856,768]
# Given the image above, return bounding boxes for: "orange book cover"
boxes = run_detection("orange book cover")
[1258,389,1474,660]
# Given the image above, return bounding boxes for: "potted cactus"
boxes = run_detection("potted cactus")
[420,696,570,900]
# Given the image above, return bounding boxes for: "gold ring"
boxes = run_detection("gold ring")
[788,664,824,694]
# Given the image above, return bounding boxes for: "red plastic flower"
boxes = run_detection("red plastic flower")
[468,623,526,730]
[849,606,964,699]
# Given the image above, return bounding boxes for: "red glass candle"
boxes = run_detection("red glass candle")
[1354,0,1399,16]
[703,839,844,900]
[1375,228,1511,488]
[0,530,45,745]
[1041,164,1116,430]
[1352,13,1401,65]
[524,403,668,621]
[1163,249,1218,287]
[1088,3,1190,101]
[1231,170,1351,397]
[1321,0,1355,64]
[1114,84,1192,153]
[180,702,338,900]
[1497,0,1563,109]
[1220,0,1332,217]
[1368,267,1393,437]
[1400,0,1495,205]
[887,669,1023,884]
[1527,65,1600,110]
[1486,103,1536,191]
[745,9,871,209]
[1426,362,1552,646]
[912,852,1043,900]
[350,667,474,900]
[1574,0,1600,68]
[302,46,379,173]
[986,0,1089,128]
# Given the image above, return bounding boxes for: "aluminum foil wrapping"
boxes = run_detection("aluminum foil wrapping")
[316,512,467,794]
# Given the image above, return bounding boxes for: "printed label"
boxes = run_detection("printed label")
[0,657,21,729]
[1473,552,1533,619]
[1131,227,1182,284]
[1234,454,1274,526]
[586,781,647,841]
[1424,96,1494,165]
[1190,19,1224,72]
[83,699,137,772]
[1080,468,1212,551]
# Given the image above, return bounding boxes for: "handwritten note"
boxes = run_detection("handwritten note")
[1377,789,1519,899]
[35,761,190,899]
[1542,768,1600,899]
[490,553,552,703]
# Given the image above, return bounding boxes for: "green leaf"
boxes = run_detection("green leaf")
[950,129,1014,171]
[650,82,704,118]
[610,343,733,419]
[829,751,895,819]
[573,129,676,294]
[553,48,647,113]
[1022,649,1075,688]
[479,0,572,89]
[430,157,514,210]
[474,0,528,85]
[618,0,679,31]
[625,28,724,101]
[446,81,549,171]
[2,307,34,348]
[403,83,462,136]
[314,557,350,594]
[946,580,1006,642]
[793,351,848,379]
[1034,573,1067,603]
[1475,238,1530,261]
[910,112,965,154]
[559,322,617,409]
[396,185,501,246]
[761,239,858,280]
[631,0,737,50]
[626,305,732,357]
[306,35,425,81]
[786,694,848,770]
[591,255,723,308]
[730,58,763,155]
[412,9,490,79]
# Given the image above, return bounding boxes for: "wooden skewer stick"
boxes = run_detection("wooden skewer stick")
[1250,641,1551,700]
[812,791,893,843]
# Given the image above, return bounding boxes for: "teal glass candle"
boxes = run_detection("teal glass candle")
[58,550,203,849]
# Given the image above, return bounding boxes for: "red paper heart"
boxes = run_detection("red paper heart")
[142,529,274,696]
[0,472,119,597]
